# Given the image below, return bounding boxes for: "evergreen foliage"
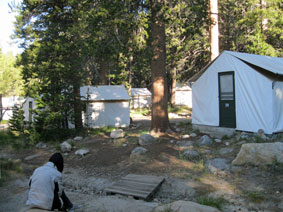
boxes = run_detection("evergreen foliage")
[10,0,283,139]
[8,105,25,135]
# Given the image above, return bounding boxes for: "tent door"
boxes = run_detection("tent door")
[218,72,236,128]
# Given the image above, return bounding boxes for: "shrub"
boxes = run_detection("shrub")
[196,195,226,210]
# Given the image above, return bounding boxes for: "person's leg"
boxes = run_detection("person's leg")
[51,182,63,211]
[61,190,73,210]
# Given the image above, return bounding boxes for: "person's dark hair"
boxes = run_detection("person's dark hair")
[49,153,64,173]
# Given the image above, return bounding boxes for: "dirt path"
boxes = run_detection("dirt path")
[1,117,283,211]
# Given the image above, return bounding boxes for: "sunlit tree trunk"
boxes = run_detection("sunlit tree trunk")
[209,0,219,61]
[150,0,169,134]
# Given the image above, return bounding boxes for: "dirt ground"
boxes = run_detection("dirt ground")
[1,115,283,212]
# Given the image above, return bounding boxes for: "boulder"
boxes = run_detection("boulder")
[36,142,47,149]
[60,141,72,153]
[130,147,148,157]
[75,148,90,156]
[206,158,230,173]
[154,200,221,212]
[182,149,200,161]
[110,129,125,139]
[198,135,213,146]
[139,134,156,146]
[232,142,283,166]
[74,136,83,141]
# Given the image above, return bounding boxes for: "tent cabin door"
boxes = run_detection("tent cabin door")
[218,72,236,128]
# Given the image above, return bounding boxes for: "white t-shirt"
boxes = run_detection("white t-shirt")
[26,162,63,210]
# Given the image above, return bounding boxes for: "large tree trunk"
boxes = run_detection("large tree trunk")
[150,0,169,134]
[99,58,108,85]
[209,0,219,61]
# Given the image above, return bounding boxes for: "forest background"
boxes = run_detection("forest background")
[0,0,282,141]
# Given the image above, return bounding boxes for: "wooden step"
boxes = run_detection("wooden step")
[105,174,165,201]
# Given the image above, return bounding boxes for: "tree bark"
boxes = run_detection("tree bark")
[99,58,108,85]
[209,0,219,61]
[150,0,169,134]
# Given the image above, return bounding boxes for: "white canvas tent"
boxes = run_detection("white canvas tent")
[191,51,283,134]
[22,97,36,122]
[175,83,192,108]
[1,96,25,120]
[80,85,131,128]
[130,88,151,109]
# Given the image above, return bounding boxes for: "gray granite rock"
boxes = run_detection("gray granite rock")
[139,134,156,145]
[206,158,230,173]
[183,149,200,161]
[60,141,72,152]
[75,148,89,156]
[198,135,213,146]
[110,129,125,139]
[130,147,148,156]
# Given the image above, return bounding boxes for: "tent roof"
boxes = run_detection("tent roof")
[80,85,130,101]
[227,51,283,75]
[131,88,151,96]
[189,51,283,82]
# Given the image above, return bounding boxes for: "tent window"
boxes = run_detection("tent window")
[220,74,234,100]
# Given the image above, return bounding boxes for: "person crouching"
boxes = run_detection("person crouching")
[26,152,74,211]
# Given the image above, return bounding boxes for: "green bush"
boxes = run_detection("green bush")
[8,105,25,135]
[196,196,226,210]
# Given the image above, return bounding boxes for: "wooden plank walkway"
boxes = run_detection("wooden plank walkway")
[105,174,165,201]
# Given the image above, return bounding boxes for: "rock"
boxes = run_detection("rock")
[182,149,200,161]
[219,147,233,155]
[130,147,148,156]
[36,142,47,149]
[175,128,181,132]
[74,136,83,141]
[232,142,283,165]
[60,141,72,152]
[198,135,213,146]
[139,134,156,146]
[158,178,195,199]
[182,134,190,139]
[214,139,222,143]
[206,158,230,173]
[75,148,89,156]
[24,153,41,161]
[190,133,197,137]
[176,140,194,147]
[154,200,221,212]
[110,129,125,139]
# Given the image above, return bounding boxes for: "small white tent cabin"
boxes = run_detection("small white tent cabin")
[130,88,151,109]
[1,96,25,120]
[175,83,192,108]
[190,51,283,134]
[22,97,36,122]
[80,85,131,128]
